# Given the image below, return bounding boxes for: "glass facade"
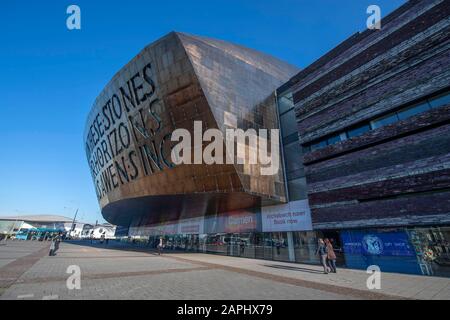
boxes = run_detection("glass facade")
[407,226,450,277]
[127,220,450,276]
[142,231,319,264]
[126,81,320,263]
[302,89,450,153]
[277,90,307,202]
[121,87,450,278]
[293,231,320,264]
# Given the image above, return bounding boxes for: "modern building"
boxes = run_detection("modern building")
[85,1,450,276]
[91,223,117,240]
[0,214,104,241]
[0,215,74,240]
[84,31,313,263]
[289,0,450,276]
[64,222,117,239]
[68,222,95,239]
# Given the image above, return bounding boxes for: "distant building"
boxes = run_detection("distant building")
[66,222,95,239]
[91,224,116,239]
[0,215,96,240]
[0,215,73,234]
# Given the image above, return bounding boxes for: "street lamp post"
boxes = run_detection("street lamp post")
[70,208,79,239]
[3,216,19,245]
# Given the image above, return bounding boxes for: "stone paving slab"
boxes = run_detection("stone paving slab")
[18,255,197,281]
[1,241,449,300]
[0,260,15,268]
[2,268,353,300]
[0,241,50,289]
[167,253,450,300]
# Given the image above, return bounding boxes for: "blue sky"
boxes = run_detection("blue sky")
[0,0,405,224]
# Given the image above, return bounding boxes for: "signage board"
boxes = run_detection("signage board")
[261,200,312,232]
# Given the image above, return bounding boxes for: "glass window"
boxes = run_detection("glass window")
[293,231,320,264]
[286,167,305,181]
[407,226,450,277]
[371,113,399,129]
[205,233,228,255]
[280,111,298,138]
[282,133,299,145]
[270,232,290,262]
[288,177,308,201]
[283,141,303,174]
[254,233,272,260]
[397,102,430,120]
[429,91,450,109]
[327,134,342,146]
[278,92,294,115]
[310,140,327,151]
[346,124,371,138]
[234,233,256,258]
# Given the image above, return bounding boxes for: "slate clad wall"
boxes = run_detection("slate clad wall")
[291,0,450,229]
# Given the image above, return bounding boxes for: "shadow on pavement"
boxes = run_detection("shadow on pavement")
[264,264,325,274]
[63,240,193,256]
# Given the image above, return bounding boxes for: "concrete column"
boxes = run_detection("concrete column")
[287,232,295,262]
[229,235,234,256]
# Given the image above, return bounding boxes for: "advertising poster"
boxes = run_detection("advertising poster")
[261,199,313,232]
[178,217,204,235]
[224,210,258,233]
[203,215,228,234]
[341,230,415,256]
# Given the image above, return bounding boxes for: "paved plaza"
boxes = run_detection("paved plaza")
[0,241,449,300]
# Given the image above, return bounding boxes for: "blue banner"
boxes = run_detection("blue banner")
[341,230,415,257]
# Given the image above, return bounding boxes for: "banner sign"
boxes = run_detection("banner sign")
[178,217,204,235]
[261,199,312,232]
[129,217,204,237]
[224,210,257,233]
[341,230,415,256]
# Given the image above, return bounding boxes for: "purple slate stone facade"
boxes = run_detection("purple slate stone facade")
[290,0,450,229]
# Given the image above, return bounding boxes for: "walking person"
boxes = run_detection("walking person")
[54,233,61,253]
[157,237,164,255]
[324,238,337,273]
[240,239,246,256]
[315,238,329,274]
[49,238,56,256]
[276,240,282,256]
